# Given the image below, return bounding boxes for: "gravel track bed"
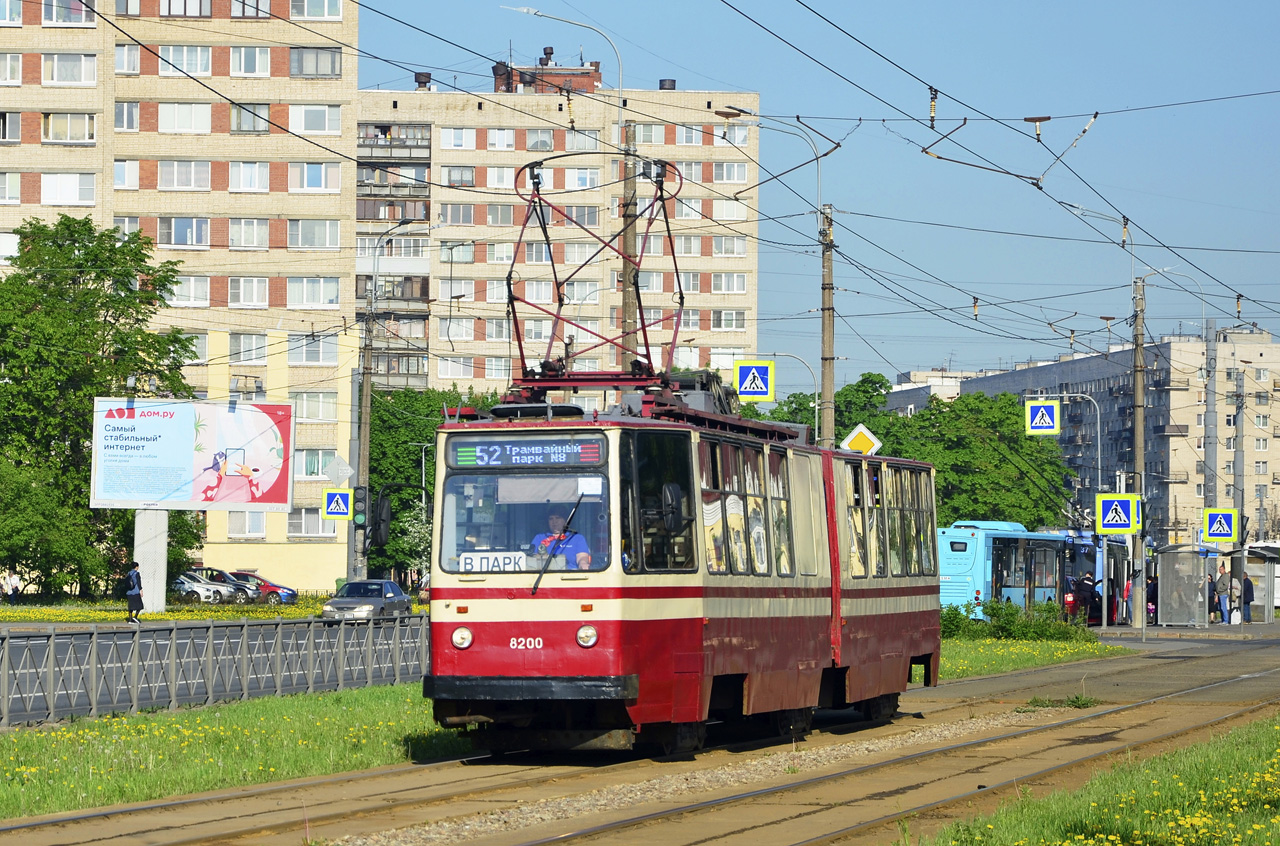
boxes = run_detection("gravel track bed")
[341,708,1062,846]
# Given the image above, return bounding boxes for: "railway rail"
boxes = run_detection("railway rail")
[5,643,1278,846]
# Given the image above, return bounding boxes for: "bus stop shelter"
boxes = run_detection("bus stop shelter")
[1154,544,1276,627]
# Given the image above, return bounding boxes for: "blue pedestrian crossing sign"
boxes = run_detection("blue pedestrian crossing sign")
[323,488,353,521]
[1096,494,1142,535]
[1024,399,1060,435]
[736,360,775,403]
[1203,508,1238,542]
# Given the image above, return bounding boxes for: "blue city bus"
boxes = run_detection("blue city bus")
[937,521,1067,610]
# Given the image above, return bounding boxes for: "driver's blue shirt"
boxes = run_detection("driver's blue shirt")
[532,531,590,566]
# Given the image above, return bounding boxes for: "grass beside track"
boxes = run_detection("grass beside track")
[0,684,468,821]
[931,716,1280,845]
[0,638,1130,822]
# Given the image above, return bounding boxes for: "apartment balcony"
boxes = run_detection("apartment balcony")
[1153,423,1190,436]
[1151,376,1190,391]
[1066,412,1084,425]
[357,181,432,199]
[1159,471,1189,484]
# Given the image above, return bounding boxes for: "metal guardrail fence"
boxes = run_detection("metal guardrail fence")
[0,615,429,727]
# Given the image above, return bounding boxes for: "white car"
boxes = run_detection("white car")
[173,572,237,604]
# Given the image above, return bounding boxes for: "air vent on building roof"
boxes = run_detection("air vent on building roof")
[415,71,432,89]
[659,78,676,90]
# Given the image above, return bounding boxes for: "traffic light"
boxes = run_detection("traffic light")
[369,494,391,548]
[352,486,368,528]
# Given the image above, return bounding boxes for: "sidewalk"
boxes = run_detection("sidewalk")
[1099,618,1280,640]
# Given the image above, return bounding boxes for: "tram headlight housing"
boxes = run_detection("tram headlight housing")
[451,627,473,649]
[576,624,598,648]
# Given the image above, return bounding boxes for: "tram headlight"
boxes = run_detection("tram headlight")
[576,624,599,648]
[451,627,473,649]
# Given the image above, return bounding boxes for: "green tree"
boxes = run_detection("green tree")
[0,215,197,592]
[366,386,499,577]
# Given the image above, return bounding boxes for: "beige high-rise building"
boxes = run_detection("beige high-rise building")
[356,54,761,404]
[0,0,359,590]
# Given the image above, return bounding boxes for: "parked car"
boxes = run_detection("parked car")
[230,572,298,606]
[172,572,237,605]
[321,580,412,621]
[186,567,263,604]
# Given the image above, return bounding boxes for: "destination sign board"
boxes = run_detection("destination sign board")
[447,435,607,469]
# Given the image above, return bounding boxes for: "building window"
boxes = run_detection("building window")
[230,46,270,76]
[42,113,95,143]
[440,242,474,263]
[563,280,598,304]
[287,508,336,537]
[675,161,700,183]
[711,310,746,330]
[294,448,336,479]
[113,216,139,236]
[713,162,748,183]
[487,204,515,226]
[289,390,337,421]
[684,309,700,330]
[166,275,210,307]
[524,319,551,341]
[439,278,473,300]
[565,168,600,189]
[115,102,139,132]
[676,125,699,145]
[228,276,268,307]
[231,104,269,133]
[1225,460,1235,475]
[41,173,95,205]
[231,0,269,17]
[158,103,211,134]
[674,198,700,220]
[526,128,553,151]
[525,243,551,264]
[437,356,470,379]
[1258,367,1271,380]
[709,347,744,369]
[487,166,514,189]
[181,332,206,363]
[1,0,21,23]
[1195,483,1204,498]
[113,160,138,190]
[290,47,340,77]
[564,205,599,227]
[157,217,211,248]
[485,357,510,380]
[635,123,663,144]
[228,218,269,249]
[44,0,95,25]
[42,53,95,85]
[525,280,553,303]
[1256,461,1269,475]
[287,276,339,307]
[712,236,747,257]
[487,128,514,150]
[1257,392,1271,406]
[0,172,18,203]
[442,166,474,187]
[672,346,699,370]
[715,125,748,146]
[1225,437,1236,451]
[158,45,210,76]
[289,104,340,134]
[566,129,599,151]
[486,319,511,341]
[1258,438,1270,452]
[1257,414,1270,428]
[161,0,210,14]
[563,243,598,266]
[114,45,138,75]
[287,219,340,249]
[674,235,700,257]
[227,511,265,537]
[439,317,473,343]
[1196,413,1205,427]
[438,127,475,149]
[229,161,270,192]
[677,272,700,293]
[288,161,340,192]
[439,204,473,225]
[1226,413,1236,428]
[158,160,211,190]
[487,243,514,264]
[712,272,747,293]
[287,333,338,365]
[713,199,748,220]
[290,0,338,17]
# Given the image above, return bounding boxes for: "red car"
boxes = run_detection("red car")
[230,572,298,606]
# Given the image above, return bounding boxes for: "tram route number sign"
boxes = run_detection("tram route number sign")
[448,435,605,468]
[1096,494,1142,535]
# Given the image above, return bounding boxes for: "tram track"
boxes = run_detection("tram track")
[5,642,1276,846]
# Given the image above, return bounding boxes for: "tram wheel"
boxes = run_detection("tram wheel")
[772,707,815,738]
[657,721,706,756]
[859,693,900,722]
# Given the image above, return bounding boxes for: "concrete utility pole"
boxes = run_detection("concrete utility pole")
[620,120,637,358]
[1132,273,1147,633]
[820,203,835,448]
[1205,320,1218,508]
[1234,366,1246,519]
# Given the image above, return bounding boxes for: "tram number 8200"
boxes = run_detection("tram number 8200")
[510,637,544,650]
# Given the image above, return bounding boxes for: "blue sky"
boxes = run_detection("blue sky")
[357,1,1280,396]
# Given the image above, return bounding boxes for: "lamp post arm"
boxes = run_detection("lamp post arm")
[767,352,819,441]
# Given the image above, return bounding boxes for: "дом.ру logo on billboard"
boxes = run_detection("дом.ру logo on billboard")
[104,407,175,420]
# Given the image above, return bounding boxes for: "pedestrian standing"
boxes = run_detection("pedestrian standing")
[125,561,143,625]
[1214,563,1231,625]
[4,570,19,606]
[1242,572,1255,623]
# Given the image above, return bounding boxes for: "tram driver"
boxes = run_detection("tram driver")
[531,504,591,570]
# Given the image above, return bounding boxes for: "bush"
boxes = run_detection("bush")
[941,599,1096,643]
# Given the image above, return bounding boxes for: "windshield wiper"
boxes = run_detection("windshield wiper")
[531,493,584,596]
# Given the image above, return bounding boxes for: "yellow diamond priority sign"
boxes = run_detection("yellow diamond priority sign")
[840,424,882,455]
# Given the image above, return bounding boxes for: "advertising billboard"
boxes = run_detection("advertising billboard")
[91,398,294,512]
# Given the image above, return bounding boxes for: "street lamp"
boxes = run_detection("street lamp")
[764,352,818,442]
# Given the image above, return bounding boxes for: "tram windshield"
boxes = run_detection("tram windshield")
[439,473,610,573]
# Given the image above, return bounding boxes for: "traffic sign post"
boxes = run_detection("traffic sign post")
[323,488,353,521]
[1024,399,1061,435]
[735,360,775,403]
[1096,494,1142,535]
[1203,508,1239,543]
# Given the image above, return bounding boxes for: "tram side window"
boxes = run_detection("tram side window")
[844,460,867,578]
[902,469,923,576]
[884,466,906,577]
[920,472,938,575]
[865,463,888,577]
[698,440,728,573]
[790,452,821,577]
[767,450,794,577]
[700,439,763,576]
[720,443,749,575]
[743,446,769,576]
[623,431,696,572]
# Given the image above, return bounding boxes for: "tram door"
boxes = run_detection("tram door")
[1029,540,1063,605]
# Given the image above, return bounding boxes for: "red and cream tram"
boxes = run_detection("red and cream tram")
[424,390,940,752]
